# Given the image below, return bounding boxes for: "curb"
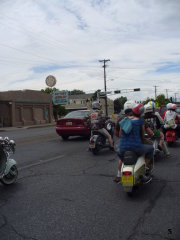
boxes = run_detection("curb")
[0,123,56,132]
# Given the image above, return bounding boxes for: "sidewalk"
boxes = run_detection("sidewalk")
[0,122,56,132]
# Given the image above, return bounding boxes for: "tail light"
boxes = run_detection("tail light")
[123,171,132,176]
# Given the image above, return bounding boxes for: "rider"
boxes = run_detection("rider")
[114,101,153,183]
[90,101,114,150]
[144,101,170,157]
[164,103,180,137]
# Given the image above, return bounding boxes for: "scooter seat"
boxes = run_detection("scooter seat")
[123,151,138,165]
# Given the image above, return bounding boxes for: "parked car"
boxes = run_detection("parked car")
[56,110,91,140]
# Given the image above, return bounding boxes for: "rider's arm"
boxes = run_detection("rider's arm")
[141,125,146,141]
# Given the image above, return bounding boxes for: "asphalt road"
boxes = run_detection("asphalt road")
[0,126,179,240]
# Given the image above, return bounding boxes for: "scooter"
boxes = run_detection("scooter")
[165,129,177,146]
[89,119,115,155]
[0,137,18,185]
[121,151,154,196]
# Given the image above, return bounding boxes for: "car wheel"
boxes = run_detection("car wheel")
[61,135,69,140]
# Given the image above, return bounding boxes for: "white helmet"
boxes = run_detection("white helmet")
[144,101,155,113]
[124,100,136,112]
[166,103,173,110]
[92,101,101,110]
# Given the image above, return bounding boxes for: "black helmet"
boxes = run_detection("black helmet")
[92,101,101,110]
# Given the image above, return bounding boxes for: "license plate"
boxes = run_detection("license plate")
[89,143,95,148]
[122,176,133,184]
[66,122,72,126]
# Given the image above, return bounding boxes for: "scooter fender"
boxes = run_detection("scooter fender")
[4,158,17,175]
[166,130,176,142]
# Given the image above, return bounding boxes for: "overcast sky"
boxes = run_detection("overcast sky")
[0,0,180,100]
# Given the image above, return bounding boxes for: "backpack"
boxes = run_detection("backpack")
[120,117,133,134]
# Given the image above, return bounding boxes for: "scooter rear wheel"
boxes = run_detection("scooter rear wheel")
[1,165,18,185]
[92,147,99,155]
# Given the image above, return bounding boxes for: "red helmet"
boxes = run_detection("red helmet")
[172,104,177,110]
[132,104,144,116]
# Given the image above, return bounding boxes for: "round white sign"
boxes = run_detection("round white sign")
[45,75,57,87]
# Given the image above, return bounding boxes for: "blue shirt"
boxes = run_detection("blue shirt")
[119,118,144,150]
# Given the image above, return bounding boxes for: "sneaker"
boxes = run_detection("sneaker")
[141,175,152,184]
[165,153,171,158]
[113,176,121,183]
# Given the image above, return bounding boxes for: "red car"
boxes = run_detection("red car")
[56,110,91,140]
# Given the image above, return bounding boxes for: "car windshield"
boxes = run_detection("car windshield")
[64,111,90,118]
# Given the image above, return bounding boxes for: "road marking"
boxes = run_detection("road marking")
[19,155,65,171]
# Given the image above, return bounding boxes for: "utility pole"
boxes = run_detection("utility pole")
[165,89,169,99]
[99,59,110,117]
[174,93,177,103]
[154,85,158,101]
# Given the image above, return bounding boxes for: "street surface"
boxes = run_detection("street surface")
[0,126,179,240]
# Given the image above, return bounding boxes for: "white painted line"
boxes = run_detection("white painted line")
[19,155,65,171]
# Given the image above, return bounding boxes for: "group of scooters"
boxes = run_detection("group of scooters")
[88,118,178,196]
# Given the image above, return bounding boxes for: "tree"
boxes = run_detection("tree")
[41,87,57,94]
[57,105,67,117]
[69,89,85,95]
[114,96,127,113]
[156,94,166,106]
[91,89,101,101]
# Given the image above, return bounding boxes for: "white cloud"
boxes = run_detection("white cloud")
[0,0,180,101]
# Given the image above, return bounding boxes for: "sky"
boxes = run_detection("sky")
[0,0,180,101]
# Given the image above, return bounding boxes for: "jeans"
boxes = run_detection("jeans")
[118,144,154,162]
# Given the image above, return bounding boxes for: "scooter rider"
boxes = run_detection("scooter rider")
[144,101,170,157]
[114,101,153,183]
[164,103,180,136]
[90,101,114,150]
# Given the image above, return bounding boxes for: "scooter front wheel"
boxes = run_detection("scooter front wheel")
[1,165,18,185]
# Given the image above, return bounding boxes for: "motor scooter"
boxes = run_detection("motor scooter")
[121,151,154,196]
[165,128,177,146]
[89,119,115,155]
[0,137,18,185]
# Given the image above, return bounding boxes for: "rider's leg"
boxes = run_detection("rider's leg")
[161,141,170,156]
[99,128,114,148]
[114,150,124,182]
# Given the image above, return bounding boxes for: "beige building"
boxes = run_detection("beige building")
[66,93,114,116]
[0,90,53,127]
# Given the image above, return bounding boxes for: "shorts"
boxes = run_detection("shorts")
[98,128,111,138]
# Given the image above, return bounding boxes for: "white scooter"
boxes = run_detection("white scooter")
[0,137,18,185]
[121,151,154,196]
